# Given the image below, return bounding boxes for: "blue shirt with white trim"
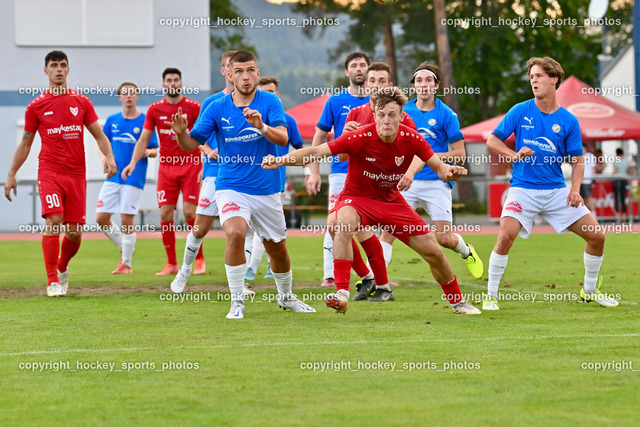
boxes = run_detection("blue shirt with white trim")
[316,89,369,174]
[404,98,464,187]
[275,113,304,192]
[190,90,287,195]
[103,112,158,189]
[198,91,226,179]
[493,99,582,189]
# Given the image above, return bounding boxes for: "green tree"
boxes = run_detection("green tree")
[210,0,255,53]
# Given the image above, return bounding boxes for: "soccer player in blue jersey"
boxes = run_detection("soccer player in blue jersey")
[167,50,315,318]
[306,51,370,288]
[484,57,617,310]
[245,76,305,281]
[96,82,158,274]
[170,50,236,293]
[379,62,483,282]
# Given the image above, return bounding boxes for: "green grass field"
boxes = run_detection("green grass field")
[0,233,638,426]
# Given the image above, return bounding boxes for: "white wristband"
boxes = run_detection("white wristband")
[303,166,311,176]
[259,124,268,134]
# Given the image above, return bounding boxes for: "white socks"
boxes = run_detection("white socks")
[182,232,204,274]
[488,251,509,298]
[225,263,246,302]
[583,252,603,294]
[121,233,136,267]
[323,232,334,279]
[273,270,292,297]
[381,240,393,266]
[453,234,471,257]
[103,222,122,250]
[249,234,266,272]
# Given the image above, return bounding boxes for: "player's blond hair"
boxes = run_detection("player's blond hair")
[526,57,564,89]
[373,87,408,111]
[117,81,138,96]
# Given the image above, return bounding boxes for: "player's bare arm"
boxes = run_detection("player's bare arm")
[438,139,466,164]
[121,128,153,180]
[4,130,36,201]
[306,127,328,194]
[342,121,361,133]
[486,134,534,162]
[165,107,199,152]
[242,107,288,146]
[86,121,117,179]
[198,143,218,160]
[262,143,333,170]
[567,155,585,207]
[425,153,467,182]
[397,156,426,191]
[144,148,158,158]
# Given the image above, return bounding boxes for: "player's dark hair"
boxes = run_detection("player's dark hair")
[526,57,564,89]
[411,61,440,84]
[616,148,624,156]
[45,50,68,66]
[344,51,370,70]
[258,76,280,88]
[162,68,182,80]
[367,62,391,76]
[221,50,236,67]
[229,50,257,66]
[117,81,138,96]
[374,87,408,111]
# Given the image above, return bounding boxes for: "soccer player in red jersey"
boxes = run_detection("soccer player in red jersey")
[122,68,205,276]
[4,50,117,297]
[263,87,481,315]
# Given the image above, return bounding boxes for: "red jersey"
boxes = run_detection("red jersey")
[345,103,416,129]
[24,88,99,177]
[328,123,434,202]
[144,97,201,165]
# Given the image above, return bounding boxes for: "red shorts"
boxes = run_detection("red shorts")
[331,194,429,245]
[157,163,201,207]
[38,170,87,224]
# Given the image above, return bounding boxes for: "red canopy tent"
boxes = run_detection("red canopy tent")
[461,76,640,142]
[286,94,330,140]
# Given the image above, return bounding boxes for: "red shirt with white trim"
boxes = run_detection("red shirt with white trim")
[24,88,99,177]
[328,123,434,202]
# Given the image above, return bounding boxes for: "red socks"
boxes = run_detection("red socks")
[333,259,353,292]
[42,235,60,285]
[186,218,204,260]
[350,239,369,278]
[360,235,389,287]
[58,236,81,272]
[160,221,177,265]
[440,275,462,305]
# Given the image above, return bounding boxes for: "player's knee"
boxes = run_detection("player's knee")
[496,232,515,252]
[588,230,606,248]
[435,231,454,248]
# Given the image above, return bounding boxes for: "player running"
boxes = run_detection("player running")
[380,62,483,286]
[484,57,617,310]
[167,50,315,319]
[263,87,481,315]
[4,50,117,297]
[96,81,158,274]
[122,68,205,276]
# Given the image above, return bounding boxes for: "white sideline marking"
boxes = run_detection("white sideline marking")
[1,333,639,358]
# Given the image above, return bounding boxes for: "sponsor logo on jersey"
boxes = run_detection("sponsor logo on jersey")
[523,137,557,153]
[44,111,53,116]
[417,127,437,139]
[47,124,82,135]
[521,116,535,130]
[363,170,404,182]
[365,157,376,162]
[505,201,523,213]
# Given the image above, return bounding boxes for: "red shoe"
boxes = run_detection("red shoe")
[156,264,179,276]
[112,263,132,274]
[321,278,335,288]
[193,259,206,275]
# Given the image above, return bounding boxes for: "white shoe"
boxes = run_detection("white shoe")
[278,294,316,312]
[57,269,68,293]
[47,282,66,297]
[452,301,481,314]
[580,276,619,308]
[482,296,500,311]
[242,283,255,297]
[226,300,245,319]
[171,269,191,294]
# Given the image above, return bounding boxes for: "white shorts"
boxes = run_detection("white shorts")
[196,177,219,217]
[502,187,591,239]
[96,181,144,215]
[215,189,287,243]
[402,180,453,222]
[328,173,347,210]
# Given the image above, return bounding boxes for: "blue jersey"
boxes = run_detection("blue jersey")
[190,90,287,195]
[274,113,304,192]
[493,99,582,189]
[103,112,158,189]
[316,89,368,174]
[199,91,226,179]
[404,98,464,186]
